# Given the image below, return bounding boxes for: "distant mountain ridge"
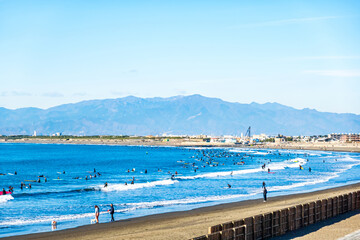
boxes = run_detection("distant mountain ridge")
[1,95,359,136]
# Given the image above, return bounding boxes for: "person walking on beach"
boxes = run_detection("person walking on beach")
[94,205,100,223]
[263,187,268,202]
[108,203,115,222]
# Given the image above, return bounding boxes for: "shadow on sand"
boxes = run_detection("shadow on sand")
[273,210,360,240]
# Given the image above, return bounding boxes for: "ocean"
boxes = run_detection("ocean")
[0,143,359,238]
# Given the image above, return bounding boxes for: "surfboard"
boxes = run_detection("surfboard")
[0,191,11,195]
[268,172,275,174]
[25,180,37,182]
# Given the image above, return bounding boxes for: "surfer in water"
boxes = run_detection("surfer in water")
[262,181,266,188]
[2,188,6,195]
[104,182,108,188]
[227,184,231,188]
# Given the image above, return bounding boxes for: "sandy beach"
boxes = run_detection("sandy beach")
[3,183,360,240]
[3,137,360,153]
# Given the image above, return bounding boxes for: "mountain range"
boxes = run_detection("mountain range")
[1,95,359,136]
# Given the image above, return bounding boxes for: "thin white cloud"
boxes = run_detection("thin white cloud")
[299,56,360,60]
[230,16,339,28]
[305,70,360,77]
[0,91,32,97]
[42,92,64,97]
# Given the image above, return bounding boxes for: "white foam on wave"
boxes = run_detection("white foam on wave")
[177,158,307,180]
[253,152,269,155]
[229,149,255,153]
[124,193,259,209]
[0,193,259,227]
[0,194,14,204]
[0,212,95,227]
[101,179,177,192]
[269,155,360,192]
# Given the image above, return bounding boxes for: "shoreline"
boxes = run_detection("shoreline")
[2,138,360,153]
[4,183,360,240]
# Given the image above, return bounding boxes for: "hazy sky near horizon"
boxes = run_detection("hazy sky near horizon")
[0,1,360,114]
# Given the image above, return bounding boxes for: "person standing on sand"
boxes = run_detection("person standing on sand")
[95,205,100,223]
[108,203,115,222]
[263,187,268,202]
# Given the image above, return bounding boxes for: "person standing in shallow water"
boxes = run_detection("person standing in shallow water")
[94,205,100,223]
[263,187,268,202]
[108,203,115,222]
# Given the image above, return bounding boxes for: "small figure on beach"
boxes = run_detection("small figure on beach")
[263,187,268,202]
[51,220,57,231]
[108,203,115,222]
[94,205,100,223]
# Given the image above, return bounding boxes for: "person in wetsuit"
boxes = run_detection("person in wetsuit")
[263,187,268,202]
[108,203,115,222]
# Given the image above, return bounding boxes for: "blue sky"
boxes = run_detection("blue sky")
[0,0,359,113]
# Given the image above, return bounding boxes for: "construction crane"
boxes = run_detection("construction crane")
[243,126,251,145]
[245,126,251,138]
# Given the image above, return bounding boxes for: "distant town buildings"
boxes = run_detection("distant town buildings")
[329,133,360,142]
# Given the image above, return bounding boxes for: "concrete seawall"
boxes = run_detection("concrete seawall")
[191,190,360,240]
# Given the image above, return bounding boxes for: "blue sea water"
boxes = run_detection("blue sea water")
[0,143,359,238]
